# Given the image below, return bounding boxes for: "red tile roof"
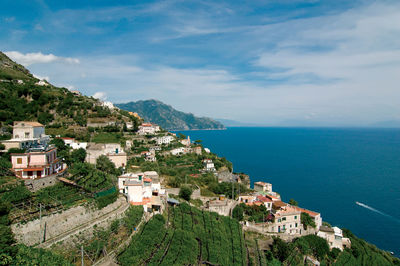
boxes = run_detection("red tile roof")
[257,195,272,202]
[292,206,320,217]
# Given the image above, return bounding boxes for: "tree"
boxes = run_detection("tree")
[288,199,298,206]
[96,155,116,174]
[71,148,86,164]
[49,138,67,152]
[178,133,186,140]
[301,212,316,230]
[271,237,290,262]
[232,205,244,221]
[179,185,192,201]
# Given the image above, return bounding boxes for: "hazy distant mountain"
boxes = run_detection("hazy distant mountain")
[368,120,400,128]
[216,119,262,127]
[116,99,225,130]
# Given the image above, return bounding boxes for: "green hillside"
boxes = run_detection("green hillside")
[118,202,247,265]
[0,51,140,140]
[116,99,225,130]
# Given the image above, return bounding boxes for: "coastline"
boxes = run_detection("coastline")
[174,127,400,257]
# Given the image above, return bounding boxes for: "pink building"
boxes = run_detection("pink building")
[11,146,65,179]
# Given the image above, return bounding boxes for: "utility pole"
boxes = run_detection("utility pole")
[39,203,42,243]
[81,245,84,266]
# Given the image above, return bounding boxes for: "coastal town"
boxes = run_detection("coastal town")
[1,113,352,262]
[0,49,398,264]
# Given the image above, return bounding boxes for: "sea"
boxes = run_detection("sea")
[175,127,400,256]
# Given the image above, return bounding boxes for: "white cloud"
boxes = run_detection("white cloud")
[10,1,400,126]
[93,92,107,101]
[4,51,80,66]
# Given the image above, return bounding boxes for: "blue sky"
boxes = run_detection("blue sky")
[1,0,400,126]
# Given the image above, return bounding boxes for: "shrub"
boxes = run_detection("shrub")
[179,185,192,201]
[95,190,118,209]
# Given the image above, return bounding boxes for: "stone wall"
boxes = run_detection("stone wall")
[24,174,59,192]
[11,196,128,246]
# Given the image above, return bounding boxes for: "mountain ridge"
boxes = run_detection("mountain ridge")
[116,99,225,130]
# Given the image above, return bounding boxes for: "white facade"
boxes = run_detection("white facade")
[254,181,273,193]
[13,121,45,140]
[62,138,87,150]
[170,147,186,155]
[317,226,350,251]
[138,123,160,135]
[118,172,163,211]
[271,206,302,235]
[155,135,174,145]
[35,80,48,86]
[203,159,216,172]
[101,101,115,110]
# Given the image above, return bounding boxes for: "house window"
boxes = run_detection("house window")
[17,158,22,164]
[282,217,286,221]
[294,216,297,219]
[25,132,30,138]
[295,223,298,227]
[278,219,281,222]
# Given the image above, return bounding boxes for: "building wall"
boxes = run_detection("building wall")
[24,173,60,192]
[107,154,127,168]
[273,212,301,234]
[127,185,143,203]
[2,141,21,150]
[13,127,33,139]
[12,155,28,168]
[29,154,47,166]
[254,183,272,193]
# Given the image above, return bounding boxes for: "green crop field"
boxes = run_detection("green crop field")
[118,202,247,266]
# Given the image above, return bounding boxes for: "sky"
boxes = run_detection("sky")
[1,0,400,126]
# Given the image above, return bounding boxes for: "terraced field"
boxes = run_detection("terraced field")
[118,202,247,266]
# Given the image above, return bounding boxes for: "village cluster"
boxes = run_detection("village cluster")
[1,120,351,252]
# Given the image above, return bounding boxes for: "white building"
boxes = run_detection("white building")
[126,122,134,130]
[60,137,87,150]
[13,121,45,140]
[118,172,164,212]
[155,135,175,145]
[101,101,115,110]
[170,147,186,156]
[86,143,127,168]
[203,159,216,172]
[254,181,273,193]
[2,121,49,151]
[270,205,302,235]
[138,123,160,135]
[179,136,191,146]
[35,80,48,86]
[317,226,351,251]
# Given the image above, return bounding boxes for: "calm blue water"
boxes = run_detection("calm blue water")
[176,127,400,256]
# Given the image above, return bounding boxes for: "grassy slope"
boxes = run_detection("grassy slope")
[0,51,139,139]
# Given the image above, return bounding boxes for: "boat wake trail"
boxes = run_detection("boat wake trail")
[355,202,400,223]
